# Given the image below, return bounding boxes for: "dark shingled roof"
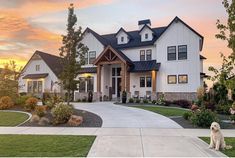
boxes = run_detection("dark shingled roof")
[138,19,151,25]
[23,73,49,79]
[78,67,97,74]
[129,60,160,72]
[35,51,63,77]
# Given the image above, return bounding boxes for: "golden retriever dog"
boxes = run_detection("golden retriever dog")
[209,122,226,151]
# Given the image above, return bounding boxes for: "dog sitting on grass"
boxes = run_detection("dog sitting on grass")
[209,122,232,151]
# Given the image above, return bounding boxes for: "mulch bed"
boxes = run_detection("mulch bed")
[171,117,235,129]
[21,109,102,127]
[9,106,102,127]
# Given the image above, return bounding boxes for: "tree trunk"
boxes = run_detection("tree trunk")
[67,89,70,105]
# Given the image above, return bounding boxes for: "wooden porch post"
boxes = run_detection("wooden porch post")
[97,64,102,93]
[126,65,130,92]
[121,63,126,92]
[152,70,157,92]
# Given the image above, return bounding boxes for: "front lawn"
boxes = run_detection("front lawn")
[200,137,235,157]
[133,105,188,117]
[0,111,29,126]
[0,135,95,157]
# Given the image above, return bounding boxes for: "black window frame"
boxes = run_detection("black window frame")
[146,49,152,60]
[146,76,152,87]
[145,33,148,39]
[121,36,124,42]
[178,74,188,84]
[89,51,96,64]
[140,77,145,87]
[140,50,145,61]
[178,45,187,60]
[167,75,177,84]
[167,46,176,61]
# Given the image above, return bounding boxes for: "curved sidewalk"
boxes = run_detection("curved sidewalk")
[73,102,182,128]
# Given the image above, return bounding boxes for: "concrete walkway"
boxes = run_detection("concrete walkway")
[0,127,234,157]
[73,102,182,128]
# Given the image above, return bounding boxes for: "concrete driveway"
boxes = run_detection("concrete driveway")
[72,102,182,128]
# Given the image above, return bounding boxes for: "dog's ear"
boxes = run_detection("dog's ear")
[217,123,221,130]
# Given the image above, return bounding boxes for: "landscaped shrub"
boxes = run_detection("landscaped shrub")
[152,100,156,104]
[173,100,191,108]
[76,99,81,102]
[213,83,228,104]
[0,96,14,110]
[203,101,216,111]
[51,103,73,124]
[82,97,87,102]
[183,111,193,120]
[35,106,46,118]
[190,109,219,128]
[164,100,172,106]
[230,115,235,123]
[143,99,148,104]
[25,97,38,111]
[129,98,134,103]
[135,99,141,103]
[15,95,30,107]
[216,103,231,115]
[156,94,165,105]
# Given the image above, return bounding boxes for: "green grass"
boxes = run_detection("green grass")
[0,111,29,126]
[0,135,96,157]
[133,106,188,117]
[200,137,235,157]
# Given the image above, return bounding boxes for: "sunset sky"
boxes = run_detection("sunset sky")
[0,0,231,85]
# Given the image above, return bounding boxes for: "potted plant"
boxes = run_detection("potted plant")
[122,91,127,103]
[88,91,93,102]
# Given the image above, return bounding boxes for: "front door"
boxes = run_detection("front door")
[112,67,121,98]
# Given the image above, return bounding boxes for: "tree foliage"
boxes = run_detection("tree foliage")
[59,4,88,104]
[209,0,235,91]
[0,61,22,100]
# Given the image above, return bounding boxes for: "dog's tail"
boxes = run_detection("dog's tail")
[225,145,233,150]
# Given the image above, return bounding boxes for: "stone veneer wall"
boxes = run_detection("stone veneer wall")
[157,92,197,101]
[74,92,99,102]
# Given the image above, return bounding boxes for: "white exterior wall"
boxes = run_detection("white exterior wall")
[155,21,201,93]
[130,72,152,97]
[121,46,155,61]
[18,59,61,93]
[116,31,129,44]
[80,32,104,68]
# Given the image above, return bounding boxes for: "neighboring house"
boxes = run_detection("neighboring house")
[75,16,206,101]
[18,51,63,98]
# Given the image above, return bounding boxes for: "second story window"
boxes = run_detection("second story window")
[178,45,187,60]
[121,36,124,42]
[146,49,152,60]
[140,50,145,61]
[36,65,40,71]
[145,33,148,39]
[167,46,176,61]
[89,51,96,64]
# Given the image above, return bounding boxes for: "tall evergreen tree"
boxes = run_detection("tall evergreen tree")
[59,4,88,105]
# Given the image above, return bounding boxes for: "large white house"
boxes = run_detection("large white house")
[19,17,207,101]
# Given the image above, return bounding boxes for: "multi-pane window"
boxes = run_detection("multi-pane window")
[84,52,88,65]
[178,45,187,60]
[146,77,152,87]
[140,77,145,87]
[145,33,148,39]
[146,49,152,60]
[121,36,124,42]
[167,46,176,61]
[36,65,40,71]
[140,50,145,61]
[178,75,188,84]
[79,77,94,92]
[89,51,96,64]
[27,80,42,93]
[168,75,177,84]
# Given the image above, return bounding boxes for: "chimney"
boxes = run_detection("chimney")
[138,19,151,30]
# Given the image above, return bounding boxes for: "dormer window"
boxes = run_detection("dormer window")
[121,36,124,42]
[36,65,40,71]
[145,33,148,39]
